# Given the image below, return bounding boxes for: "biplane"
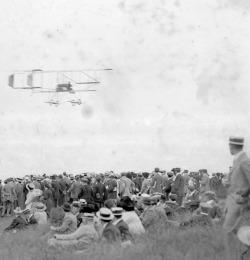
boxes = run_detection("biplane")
[8,69,112,106]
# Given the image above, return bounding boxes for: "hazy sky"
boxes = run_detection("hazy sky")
[1,0,250,179]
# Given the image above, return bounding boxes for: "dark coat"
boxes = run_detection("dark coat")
[106,179,117,199]
[114,219,131,241]
[173,174,185,197]
[70,181,82,199]
[43,188,53,214]
[102,222,121,243]
[79,184,93,202]
[59,179,68,195]
[4,216,27,231]
[51,180,61,200]
[93,182,106,202]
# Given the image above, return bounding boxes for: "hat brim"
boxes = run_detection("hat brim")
[36,206,47,211]
[13,209,23,214]
[96,211,114,221]
[237,226,250,246]
[229,141,244,145]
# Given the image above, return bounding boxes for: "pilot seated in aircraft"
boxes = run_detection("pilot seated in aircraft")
[56,82,72,92]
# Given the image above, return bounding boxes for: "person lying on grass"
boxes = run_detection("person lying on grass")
[4,207,37,232]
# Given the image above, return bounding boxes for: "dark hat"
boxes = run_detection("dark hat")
[51,175,57,179]
[142,197,151,206]
[183,170,188,173]
[167,172,174,177]
[96,176,102,182]
[82,177,88,183]
[81,213,95,220]
[155,167,160,172]
[111,207,123,216]
[169,194,177,201]
[199,169,207,173]
[118,197,134,211]
[175,168,181,173]
[104,199,116,209]
[229,136,244,146]
[72,201,80,208]
[62,203,71,212]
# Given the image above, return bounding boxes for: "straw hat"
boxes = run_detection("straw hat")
[81,213,95,220]
[237,226,250,246]
[33,202,46,211]
[96,208,114,221]
[111,207,123,216]
[229,136,244,146]
[13,207,24,214]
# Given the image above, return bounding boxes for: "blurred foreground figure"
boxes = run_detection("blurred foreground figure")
[224,136,250,260]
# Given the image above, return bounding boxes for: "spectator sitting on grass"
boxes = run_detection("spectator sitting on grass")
[71,201,81,227]
[118,196,145,236]
[48,212,99,249]
[96,208,121,243]
[33,202,47,225]
[111,207,132,242]
[182,203,213,227]
[192,191,222,221]
[4,207,29,232]
[50,203,77,234]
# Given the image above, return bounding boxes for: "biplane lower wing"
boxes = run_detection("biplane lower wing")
[33,89,97,93]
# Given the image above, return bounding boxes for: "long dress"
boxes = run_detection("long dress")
[43,188,54,216]
[25,189,42,210]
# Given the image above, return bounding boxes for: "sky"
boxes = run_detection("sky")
[0,0,250,179]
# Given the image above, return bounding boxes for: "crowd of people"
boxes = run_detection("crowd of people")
[0,167,228,248]
[0,136,250,259]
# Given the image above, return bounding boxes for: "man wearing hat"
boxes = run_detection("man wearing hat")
[50,203,77,234]
[200,170,210,199]
[163,172,174,200]
[97,208,121,243]
[16,178,25,210]
[111,207,131,241]
[69,176,82,203]
[79,177,93,203]
[151,168,164,195]
[4,207,28,232]
[224,136,250,260]
[51,175,60,207]
[49,212,99,249]
[58,174,68,206]
[106,174,118,200]
[182,203,213,227]
[93,176,106,209]
[172,168,185,206]
[139,196,157,229]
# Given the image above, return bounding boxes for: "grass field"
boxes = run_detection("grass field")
[0,213,249,260]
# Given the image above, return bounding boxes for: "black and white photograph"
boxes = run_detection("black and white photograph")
[0,0,250,259]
